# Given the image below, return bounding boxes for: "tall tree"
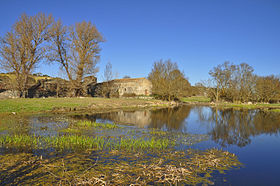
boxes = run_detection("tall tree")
[235,63,255,102]
[0,13,53,97]
[208,61,234,102]
[49,20,104,96]
[208,62,257,103]
[148,59,191,101]
[255,75,280,103]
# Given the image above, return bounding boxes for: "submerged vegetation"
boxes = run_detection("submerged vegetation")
[0,149,241,185]
[0,111,243,185]
[74,120,120,129]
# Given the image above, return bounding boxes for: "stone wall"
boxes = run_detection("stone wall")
[91,78,152,97]
[28,78,69,98]
[0,73,97,98]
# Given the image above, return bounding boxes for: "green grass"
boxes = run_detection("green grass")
[0,97,170,114]
[148,129,168,135]
[0,134,41,149]
[181,96,211,103]
[181,96,280,109]
[270,109,280,112]
[0,134,174,152]
[216,102,280,109]
[75,120,120,129]
[59,128,82,133]
[59,121,120,133]
[0,98,93,113]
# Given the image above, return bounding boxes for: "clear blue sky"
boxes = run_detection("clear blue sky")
[1,0,280,85]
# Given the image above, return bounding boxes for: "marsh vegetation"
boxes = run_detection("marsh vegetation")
[1,105,280,185]
[0,106,247,185]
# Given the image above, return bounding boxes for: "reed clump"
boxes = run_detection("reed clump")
[75,121,120,129]
[0,134,173,152]
[0,134,41,149]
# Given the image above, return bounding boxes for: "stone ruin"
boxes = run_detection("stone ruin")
[0,74,97,98]
[0,74,152,98]
[90,78,152,98]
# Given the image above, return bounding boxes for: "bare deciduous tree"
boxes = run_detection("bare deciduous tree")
[208,62,256,103]
[0,13,53,97]
[255,75,280,103]
[100,61,113,97]
[49,20,104,96]
[148,59,191,101]
[208,61,234,102]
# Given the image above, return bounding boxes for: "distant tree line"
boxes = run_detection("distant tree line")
[0,13,104,97]
[148,60,280,103]
[206,61,280,103]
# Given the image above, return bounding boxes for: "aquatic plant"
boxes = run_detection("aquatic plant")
[45,135,106,151]
[0,149,242,185]
[0,134,41,149]
[75,120,120,129]
[0,134,174,152]
[116,137,172,151]
[148,128,168,135]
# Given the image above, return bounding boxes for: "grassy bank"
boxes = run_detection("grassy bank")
[0,97,172,114]
[181,96,211,103]
[181,96,280,110]
[215,102,280,109]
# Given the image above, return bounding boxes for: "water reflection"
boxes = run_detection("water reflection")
[74,107,192,130]
[0,114,68,137]
[78,106,280,147]
[201,108,280,147]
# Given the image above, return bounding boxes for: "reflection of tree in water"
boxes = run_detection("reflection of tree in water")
[71,106,192,130]
[72,111,152,128]
[149,106,192,130]
[200,108,280,147]
[0,115,31,135]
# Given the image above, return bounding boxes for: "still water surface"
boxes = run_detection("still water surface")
[1,105,280,185]
[83,106,280,185]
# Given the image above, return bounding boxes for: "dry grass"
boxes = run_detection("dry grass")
[0,149,241,185]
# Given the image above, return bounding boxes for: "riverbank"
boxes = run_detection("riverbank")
[181,96,280,110]
[1,96,280,115]
[0,97,178,114]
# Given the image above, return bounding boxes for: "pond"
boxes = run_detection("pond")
[0,105,279,185]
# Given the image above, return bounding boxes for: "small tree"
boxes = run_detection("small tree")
[0,13,53,97]
[148,59,191,101]
[101,61,113,97]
